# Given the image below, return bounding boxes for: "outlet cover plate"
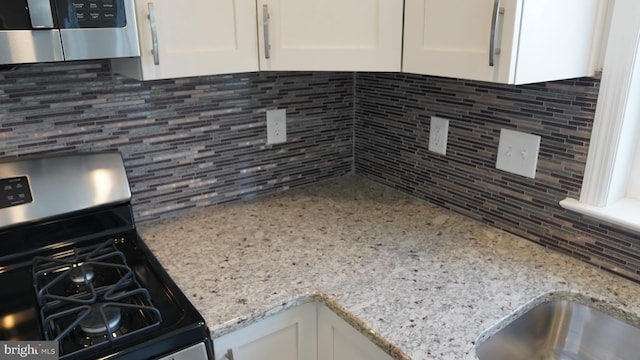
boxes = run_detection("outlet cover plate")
[266,109,286,145]
[496,129,541,178]
[429,116,449,155]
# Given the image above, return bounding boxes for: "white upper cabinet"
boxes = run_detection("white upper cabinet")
[403,0,600,84]
[256,0,404,72]
[111,0,259,81]
[113,0,601,82]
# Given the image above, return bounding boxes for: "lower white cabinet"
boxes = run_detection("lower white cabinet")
[212,302,317,360]
[213,302,392,360]
[317,304,392,360]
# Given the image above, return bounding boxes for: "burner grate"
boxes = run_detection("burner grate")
[32,239,162,357]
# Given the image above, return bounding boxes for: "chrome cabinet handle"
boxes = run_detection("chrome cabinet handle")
[263,4,271,59]
[489,0,503,67]
[225,349,234,360]
[148,2,160,66]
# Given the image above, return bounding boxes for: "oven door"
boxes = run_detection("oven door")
[54,0,140,60]
[0,0,64,65]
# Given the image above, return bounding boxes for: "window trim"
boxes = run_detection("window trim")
[629,139,640,199]
[559,0,640,232]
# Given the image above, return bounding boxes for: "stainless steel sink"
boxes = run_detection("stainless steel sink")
[476,300,640,360]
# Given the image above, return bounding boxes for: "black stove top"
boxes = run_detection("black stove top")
[0,204,212,360]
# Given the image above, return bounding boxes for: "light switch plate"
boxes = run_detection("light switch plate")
[496,129,541,178]
[429,116,449,155]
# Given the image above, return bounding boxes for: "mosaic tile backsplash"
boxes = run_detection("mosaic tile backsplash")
[355,72,640,282]
[0,61,354,222]
[1,60,639,282]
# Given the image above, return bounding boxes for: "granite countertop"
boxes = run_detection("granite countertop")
[139,176,640,360]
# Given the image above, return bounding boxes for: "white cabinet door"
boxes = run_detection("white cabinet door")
[403,0,520,83]
[403,0,599,84]
[112,0,259,80]
[317,306,392,360]
[511,0,599,84]
[212,302,317,360]
[256,0,403,72]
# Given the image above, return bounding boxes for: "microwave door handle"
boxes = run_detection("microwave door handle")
[148,2,160,65]
[27,0,54,28]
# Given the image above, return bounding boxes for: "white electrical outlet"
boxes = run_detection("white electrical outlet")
[496,129,541,178]
[429,116,449,155]
[266,109,286,145]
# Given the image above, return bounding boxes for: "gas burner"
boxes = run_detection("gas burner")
[69,265,95,285]
[32,240,162,358]
[78,305,122,335]
[33,240,135,308]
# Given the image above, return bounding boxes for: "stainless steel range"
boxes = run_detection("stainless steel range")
[0,152,212,360]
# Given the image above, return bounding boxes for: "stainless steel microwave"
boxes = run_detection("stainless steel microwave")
[0,0,140,65]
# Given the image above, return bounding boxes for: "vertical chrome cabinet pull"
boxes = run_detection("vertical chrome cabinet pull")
[263,4,271,59]
[225,349,234,360]
[148,2,160,65]
[489,0,502,67]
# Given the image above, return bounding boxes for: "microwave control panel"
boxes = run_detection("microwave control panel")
[55,0,126,28]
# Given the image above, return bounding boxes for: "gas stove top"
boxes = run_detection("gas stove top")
[33,239,162,357]
[0,153,212,360]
